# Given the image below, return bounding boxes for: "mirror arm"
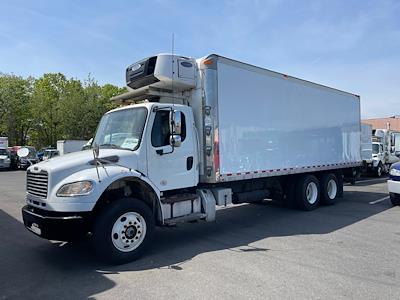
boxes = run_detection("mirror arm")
[157,147,174,156]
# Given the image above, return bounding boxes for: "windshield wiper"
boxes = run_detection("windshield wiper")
[99,143,122,149]
[99,143,133,151]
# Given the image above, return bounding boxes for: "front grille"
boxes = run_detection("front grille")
[27,170,48,198]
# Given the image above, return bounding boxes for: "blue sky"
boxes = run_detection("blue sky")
[1,0,399,118]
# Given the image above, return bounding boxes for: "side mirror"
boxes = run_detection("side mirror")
[170,135,182,147]
[169,110,182,135]
[17,148,29,158]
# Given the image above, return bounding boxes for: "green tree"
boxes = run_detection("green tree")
[1,71,126,149]
[0,74,34,145]
[31,73,67,147]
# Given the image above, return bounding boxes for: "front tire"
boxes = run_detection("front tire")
[92,198,154,265]
[295,175,320,211]
[390,193,400,206]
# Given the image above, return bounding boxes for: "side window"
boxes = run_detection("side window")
[151,110,187,147]
[180,112,186,142]
[151,111,171,147]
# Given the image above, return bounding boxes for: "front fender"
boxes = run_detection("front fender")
[45,166,160,212]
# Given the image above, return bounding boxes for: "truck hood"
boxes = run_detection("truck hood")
[28,149,141,185]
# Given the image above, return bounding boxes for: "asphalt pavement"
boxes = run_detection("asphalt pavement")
[0,170,399,299]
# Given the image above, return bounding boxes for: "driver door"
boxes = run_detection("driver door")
[146,108,196,191]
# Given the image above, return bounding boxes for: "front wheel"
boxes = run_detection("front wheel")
[92,198,155,265]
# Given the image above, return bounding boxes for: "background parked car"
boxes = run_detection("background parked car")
[37,146,55,161]
[17,146,39,169]
[8,146,21,170]
[0,148,11,170]
[42,149,60,161]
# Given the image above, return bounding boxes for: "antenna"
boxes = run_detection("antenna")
[171,32,175,105]
[92,143,101,182]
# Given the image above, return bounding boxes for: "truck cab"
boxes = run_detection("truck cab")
[372,142,385,176]
[21,55,208,263]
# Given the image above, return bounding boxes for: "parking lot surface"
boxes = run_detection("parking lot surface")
[0,170,399,299]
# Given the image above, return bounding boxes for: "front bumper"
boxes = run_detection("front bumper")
[388,180,400,195]
[22,205,90,241]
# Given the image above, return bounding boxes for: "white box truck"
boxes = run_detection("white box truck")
[361,123,373,164]
[56,140,87,155]
[21,54,362,264]
[367,129,400,176]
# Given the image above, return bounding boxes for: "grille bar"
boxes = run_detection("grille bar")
[27,170,48,198]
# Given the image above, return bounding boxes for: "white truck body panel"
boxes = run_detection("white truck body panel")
[0,137,8,149]
[57,140,87,156]
[0,137,10,169]
[388,180,400,195]
[212,56,361,182]
[361,123,373,162]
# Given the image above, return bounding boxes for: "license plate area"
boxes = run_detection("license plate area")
[28,223,41,235]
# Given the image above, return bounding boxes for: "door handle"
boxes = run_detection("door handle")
[187,156,193,170]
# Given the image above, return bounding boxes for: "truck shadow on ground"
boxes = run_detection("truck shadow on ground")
[0,187,392,299]
[0,209,115,300]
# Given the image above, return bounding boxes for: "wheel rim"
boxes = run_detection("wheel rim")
[326,179,337,199]
[111,212,147,252]
[377,167,382,176]
[306,182,318,204]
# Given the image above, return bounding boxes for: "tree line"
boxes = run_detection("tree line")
[0,73,126,149]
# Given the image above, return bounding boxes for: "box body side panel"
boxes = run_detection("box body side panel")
[216,58,361,179]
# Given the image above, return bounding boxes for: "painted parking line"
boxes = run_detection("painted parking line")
[358,178,388,184]
[344,177,388,186]
[369,196,390,205]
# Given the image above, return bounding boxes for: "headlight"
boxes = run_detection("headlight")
[389,168,400,177]
[57,181,94,197]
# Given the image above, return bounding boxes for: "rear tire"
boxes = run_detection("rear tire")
[295,174,320,211]
[390,193,400,206]
[320,173,338,205]
[92,198,154,265]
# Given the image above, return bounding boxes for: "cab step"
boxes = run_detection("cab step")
[161,193,199,204]
[164,213,206,225]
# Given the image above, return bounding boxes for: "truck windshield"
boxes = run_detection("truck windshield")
[372,144,380,154]
[93,107,148,151]
[0,149,8,156]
